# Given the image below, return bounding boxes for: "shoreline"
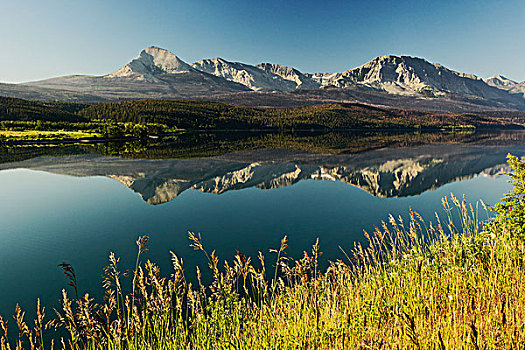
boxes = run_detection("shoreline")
[2,125,521,146]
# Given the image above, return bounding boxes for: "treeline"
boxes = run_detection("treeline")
[0,120,173,140]
[76,100,525,130]
[77,99,419,129]
[0,97,86,122]
[77,99,522,130]
[1,96,524,131]
[79,100,267,129]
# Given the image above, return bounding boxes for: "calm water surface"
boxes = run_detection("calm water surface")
[0,130,523,319]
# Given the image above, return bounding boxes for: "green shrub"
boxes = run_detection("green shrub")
[490,154,525,240]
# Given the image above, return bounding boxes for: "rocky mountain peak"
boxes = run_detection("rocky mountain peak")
[107,46,193,78]
[142,46,193,73]
[256,63,320,90]
[191,58,299,91]
[210,57,228,64]
[319,54,512,100]
[484,74,518,89]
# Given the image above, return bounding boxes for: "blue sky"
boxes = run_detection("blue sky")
[0,0,523,83]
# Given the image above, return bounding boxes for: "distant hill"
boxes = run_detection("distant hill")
[0,46,524,112]
[484,75,525,99]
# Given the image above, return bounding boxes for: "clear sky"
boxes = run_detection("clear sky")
[0,0,523,83]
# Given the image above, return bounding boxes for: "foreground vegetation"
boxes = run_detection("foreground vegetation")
[0,130,97,142]
[0,120,179,143]
[2,155,525,349]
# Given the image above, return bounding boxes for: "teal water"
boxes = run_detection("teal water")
[0,167,512,318]
[0,130,524,322]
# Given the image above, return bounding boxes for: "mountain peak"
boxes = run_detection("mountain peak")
[108,46,193,78]
[490,74,512,81]
[372,55,426,62]
[191,57,300,91]
[144,45,166,52]
[13,46,525,111]
[256,63,320,90]
[484,74,518,89]
[317,54,512,99]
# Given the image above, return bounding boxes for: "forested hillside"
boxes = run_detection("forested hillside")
[0,97,87,122]
[77,99,524,130]
[1,96,524,131]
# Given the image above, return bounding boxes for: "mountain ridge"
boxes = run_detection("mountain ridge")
[191,57,299,91]
[2,46,525,112]
[317,55,517,103]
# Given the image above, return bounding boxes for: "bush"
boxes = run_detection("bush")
[490,154,525,240]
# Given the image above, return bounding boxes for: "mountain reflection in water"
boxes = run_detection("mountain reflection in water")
[1,130,525,203]
[1,130,524,326]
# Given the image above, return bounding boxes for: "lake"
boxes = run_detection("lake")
[0,130,524,321]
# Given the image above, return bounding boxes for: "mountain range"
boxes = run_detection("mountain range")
[1,46,524,112]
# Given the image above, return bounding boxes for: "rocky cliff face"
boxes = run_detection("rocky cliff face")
[306,72,339,86]
[191,58,299,91]
[484,75,518,90]
[319,55,515,103]
[256,63,320,90]
[107,46,195,79]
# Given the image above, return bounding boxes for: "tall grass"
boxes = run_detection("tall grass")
[3,157,525,349]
